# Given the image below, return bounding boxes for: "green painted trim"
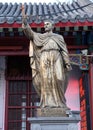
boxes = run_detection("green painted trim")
[74,26,79,31]
[0,28,3,32]
[55,27,60,31]
[65,27,69,31]
[18,28,23,32]
[8,28,13,32]
[83,26,88,31]
[37,27,41,32]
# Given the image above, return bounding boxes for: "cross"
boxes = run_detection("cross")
[21,5,27,18]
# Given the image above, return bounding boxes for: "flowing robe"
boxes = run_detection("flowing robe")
[22,24,72,109]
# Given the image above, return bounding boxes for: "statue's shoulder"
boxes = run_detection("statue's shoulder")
[53,33,64,39]
[36,32,47,36]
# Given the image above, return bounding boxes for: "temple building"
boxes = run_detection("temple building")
[0,0,93,130]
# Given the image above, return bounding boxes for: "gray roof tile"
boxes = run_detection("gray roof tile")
[0,0,93,25]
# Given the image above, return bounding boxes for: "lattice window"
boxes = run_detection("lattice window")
[6,80,39,130]
[5,56,40,130]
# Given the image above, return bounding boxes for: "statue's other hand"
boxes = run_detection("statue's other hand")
[66,64,72,71]
[30,57,34,65]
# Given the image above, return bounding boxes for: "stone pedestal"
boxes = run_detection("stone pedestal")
[36,107,68,117]
[28,111,81,130]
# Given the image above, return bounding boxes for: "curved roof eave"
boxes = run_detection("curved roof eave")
[0,0,93,27]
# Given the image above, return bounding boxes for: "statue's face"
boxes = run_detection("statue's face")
[44,21,53,32]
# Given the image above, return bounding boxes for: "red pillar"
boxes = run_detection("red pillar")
[89,62,93,130]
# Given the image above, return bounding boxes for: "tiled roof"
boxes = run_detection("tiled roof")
[0,0,93,25]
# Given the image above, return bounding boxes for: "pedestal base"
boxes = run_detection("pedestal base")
[28,111,81,130]
[37,108,68,117]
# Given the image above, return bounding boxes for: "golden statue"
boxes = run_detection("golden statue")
[21,6,72,116]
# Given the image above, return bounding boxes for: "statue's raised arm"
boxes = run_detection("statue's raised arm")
[21,5,34,39]
[21,5,25,17]
[21,5,28,25]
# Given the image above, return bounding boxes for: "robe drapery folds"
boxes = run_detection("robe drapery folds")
[22,24,72,108]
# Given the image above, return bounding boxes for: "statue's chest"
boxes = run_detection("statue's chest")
[43,39,59,50]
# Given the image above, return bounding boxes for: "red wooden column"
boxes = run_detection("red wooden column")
[89,60,93,130]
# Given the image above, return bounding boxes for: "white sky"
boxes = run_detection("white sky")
[0,0,93,4]
[0,0,74,4]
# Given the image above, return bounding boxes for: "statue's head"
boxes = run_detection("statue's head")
[44,19,54,32]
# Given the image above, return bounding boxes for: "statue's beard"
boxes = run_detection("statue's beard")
[45,27,53,32]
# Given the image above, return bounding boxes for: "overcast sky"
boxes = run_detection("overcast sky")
[0,0,74,4]
[0,0,93,4]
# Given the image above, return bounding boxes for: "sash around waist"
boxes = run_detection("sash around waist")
[41,49,60,53]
